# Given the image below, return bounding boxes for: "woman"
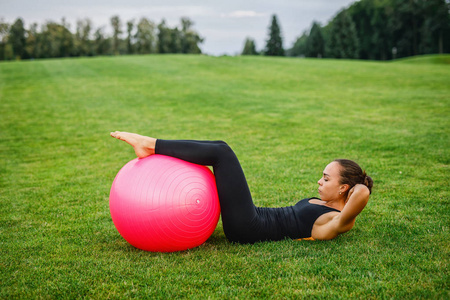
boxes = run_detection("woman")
[110,131,373,243]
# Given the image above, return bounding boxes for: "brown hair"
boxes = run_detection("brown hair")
[334,159,373,194]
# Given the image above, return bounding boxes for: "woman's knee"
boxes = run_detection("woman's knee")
[211,140,234,157]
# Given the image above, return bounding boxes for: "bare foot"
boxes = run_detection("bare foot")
[110,131,156,158]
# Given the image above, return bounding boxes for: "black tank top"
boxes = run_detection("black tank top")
[255,198,341,240]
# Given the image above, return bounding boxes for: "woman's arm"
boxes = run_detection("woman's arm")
[313,184,370,239]
[335,184,371,232]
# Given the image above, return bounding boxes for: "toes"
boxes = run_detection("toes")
[110,131,121,138]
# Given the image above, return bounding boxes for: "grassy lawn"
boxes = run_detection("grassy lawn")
[1,54,449,299]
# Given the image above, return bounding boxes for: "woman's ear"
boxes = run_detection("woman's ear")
[340,184,350,194]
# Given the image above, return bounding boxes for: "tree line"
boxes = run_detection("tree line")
[0,16,203,60]
[243,0,450,60]
[1,0,448,61]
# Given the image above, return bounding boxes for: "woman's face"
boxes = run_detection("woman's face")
[317,161,344,201]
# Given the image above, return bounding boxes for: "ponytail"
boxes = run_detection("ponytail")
[362,171,374,194]
[334,159,373,194]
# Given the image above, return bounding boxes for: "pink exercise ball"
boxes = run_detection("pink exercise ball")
[109,154,220,252]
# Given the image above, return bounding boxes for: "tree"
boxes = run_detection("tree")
[328,10,359,59]
[348,0,392,60]
[75,18,92,56]
[180,17,203,54]
[169,27,182,53]
[288,31,308,57]
[157,19,171,54]
[348,0,374,59]
[10,18,26,59]
[135,17,156,54]
[421,0,450,54]
[306,22,324,58]
[265,15,284,56]
[60,18,74,57]
[370,4,391,60]
[345,0,450,60]
[241,37,258,55]
[38,22,69,58]
[126,20,135,54]
[93,27,110,56]
[110,15,122,55]
[0,19,11,60]
[25,23,37,59]
[389,0,424,58]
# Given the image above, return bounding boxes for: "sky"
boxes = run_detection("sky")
[0,0,356,56]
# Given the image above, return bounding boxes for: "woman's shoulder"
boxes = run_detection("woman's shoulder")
[303,198,342,212]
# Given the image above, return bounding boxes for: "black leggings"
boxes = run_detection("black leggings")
[155,139,266,243]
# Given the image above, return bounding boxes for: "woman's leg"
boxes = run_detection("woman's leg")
[155,139,261,243]
[110,132,262,243]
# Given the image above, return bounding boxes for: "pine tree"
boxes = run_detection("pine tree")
[264,15,284,56]
[370,5,390,60]
[421,0,450,54]
[328,10,359,59]
[241,38,258,55]
[306,22,324,58]
[288,31,308,57]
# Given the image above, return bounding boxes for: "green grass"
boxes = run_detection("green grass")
[1,54,449,299]
[394,53,450,65]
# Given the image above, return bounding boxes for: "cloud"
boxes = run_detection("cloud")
[221,10,267,18]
